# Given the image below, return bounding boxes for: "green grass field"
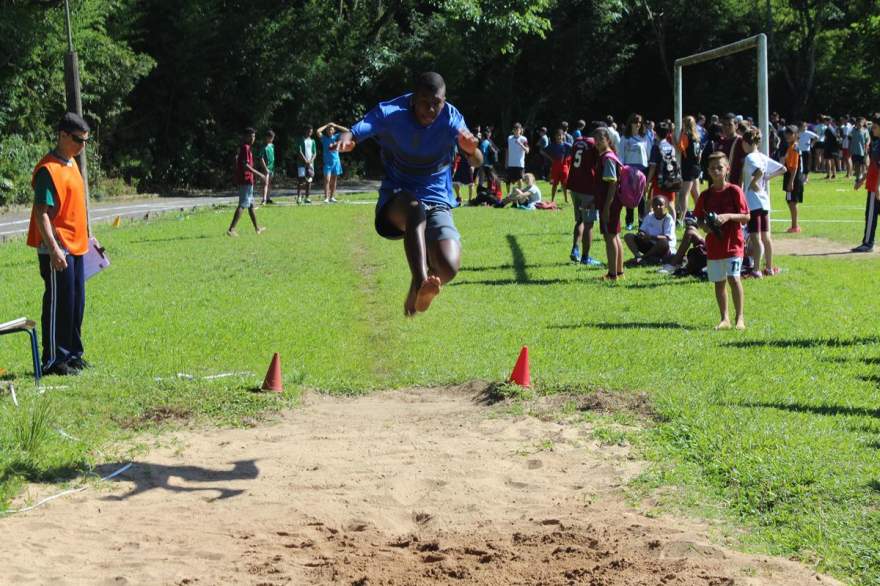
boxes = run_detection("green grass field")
[2,176,879,584]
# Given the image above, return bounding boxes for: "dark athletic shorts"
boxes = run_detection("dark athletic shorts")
[375,189,460,242]
[506,166,524,183]
[853,154,865,165]
[748,209,770,233]
[784,171,804,204]
[596,193,623,236]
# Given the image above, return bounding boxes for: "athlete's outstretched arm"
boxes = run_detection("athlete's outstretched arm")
[458,130,482,167]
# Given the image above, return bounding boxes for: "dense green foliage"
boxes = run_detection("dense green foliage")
[0,0,878,203]
[2,177,880,583]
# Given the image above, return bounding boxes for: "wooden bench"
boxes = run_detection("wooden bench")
[0,318,41,384]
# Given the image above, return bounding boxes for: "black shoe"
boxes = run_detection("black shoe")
[68,357,92,370]
[851,244,874,253]
[43,362,80,376]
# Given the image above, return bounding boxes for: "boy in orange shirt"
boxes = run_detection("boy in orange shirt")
[782,126,805,233]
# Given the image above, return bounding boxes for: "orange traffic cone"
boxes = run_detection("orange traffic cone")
[261,353,283,392]
[508,346,531,387]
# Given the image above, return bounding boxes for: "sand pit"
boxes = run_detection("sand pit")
[775,235,878,258]
[1,385,842,585]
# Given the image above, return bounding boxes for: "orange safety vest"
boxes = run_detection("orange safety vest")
[26,153,88,256]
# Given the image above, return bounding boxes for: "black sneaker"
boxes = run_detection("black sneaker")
[43,362,80,376]
[68,357,92,370]
[851,244,874,253]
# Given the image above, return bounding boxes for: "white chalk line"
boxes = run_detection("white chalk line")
[2,463,133,515]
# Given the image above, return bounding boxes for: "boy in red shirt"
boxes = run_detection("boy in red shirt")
[694,152,750,330]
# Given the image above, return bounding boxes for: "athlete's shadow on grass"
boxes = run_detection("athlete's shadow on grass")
[723,335,880,349]
[724,400,880,419]
[454,234,580,286]
[129,234,214,245]
[460,261,571,272]
[550,321,695,331]
[95,459,259,502]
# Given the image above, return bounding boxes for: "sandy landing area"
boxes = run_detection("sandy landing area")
[1,384,842,586]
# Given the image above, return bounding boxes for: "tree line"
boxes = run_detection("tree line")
[0,0,877,205]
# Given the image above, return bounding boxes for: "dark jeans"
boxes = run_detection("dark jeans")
[38,253,85,369]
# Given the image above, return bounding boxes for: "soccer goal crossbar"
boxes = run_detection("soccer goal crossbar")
[674,33,769,155]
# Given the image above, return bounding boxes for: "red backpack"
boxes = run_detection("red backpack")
[601,150,646,208]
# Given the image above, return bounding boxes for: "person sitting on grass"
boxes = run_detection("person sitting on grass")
[623,195,675,266]
[471,167,503,206]
[227,127,267,237]
[496,173,541,209]
[335,72,482,316]
[694,152,750,330]
[659,216,706,277]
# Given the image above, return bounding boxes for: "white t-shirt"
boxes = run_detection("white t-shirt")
[606,126,621,151]
[300,137,315,162]
[524,184,541,204]
[798,130,818,152]
[620,135,649,167]
[507,135,528,168]
[639,213,676,249]
[742,151,785,211]
[841,123,853,149]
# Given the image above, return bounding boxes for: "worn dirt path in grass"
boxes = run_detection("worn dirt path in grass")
[1,384,842,586]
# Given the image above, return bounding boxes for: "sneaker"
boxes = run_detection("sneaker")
[600,273,618,282]
[744,270,763,279]
[581,256,603,267]
[764,266,780,276]
[226,229,238,237]
[625,223,634,231]
[256,227,267,235]
[303,198,312,204]
[785,226,802,234]
[68,357,92,370]
[329,197,338,203]
[851,244,873,253]
[43,362,80,376]
[266,198,275,204]
[659,263,677,274]
[570,247,581,263]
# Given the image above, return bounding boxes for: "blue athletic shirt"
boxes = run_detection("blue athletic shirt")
[321,133,341,166]
[351,93,467,207]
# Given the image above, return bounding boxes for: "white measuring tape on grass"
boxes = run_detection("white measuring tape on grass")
[2,386,133,516]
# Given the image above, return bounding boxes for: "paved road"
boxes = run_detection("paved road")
[0,182,379,238]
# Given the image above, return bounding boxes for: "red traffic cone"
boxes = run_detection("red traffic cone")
[509,346,531,387]
[261,353,283,392]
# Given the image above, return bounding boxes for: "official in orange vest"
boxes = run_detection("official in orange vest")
[27,113,91,376]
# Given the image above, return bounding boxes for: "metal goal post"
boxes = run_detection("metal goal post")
[674,33,769,156]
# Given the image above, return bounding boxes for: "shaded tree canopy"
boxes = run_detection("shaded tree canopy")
[0,0,877,202]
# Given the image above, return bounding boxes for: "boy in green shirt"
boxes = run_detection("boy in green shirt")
[258,130,276,205]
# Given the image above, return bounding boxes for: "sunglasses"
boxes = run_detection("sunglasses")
[66,133,90,144]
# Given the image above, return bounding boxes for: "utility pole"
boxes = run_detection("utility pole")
[62,0,90,200]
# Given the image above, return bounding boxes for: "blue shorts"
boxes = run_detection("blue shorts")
[324,160,343,177]
[375,189,460,242]
[238,184,254,208]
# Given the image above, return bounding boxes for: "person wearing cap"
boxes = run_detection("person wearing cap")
[26,113,92,376]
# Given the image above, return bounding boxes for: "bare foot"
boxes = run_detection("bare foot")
[715,320,732,330]
[414,275,442,313]
[735,319,746,331]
